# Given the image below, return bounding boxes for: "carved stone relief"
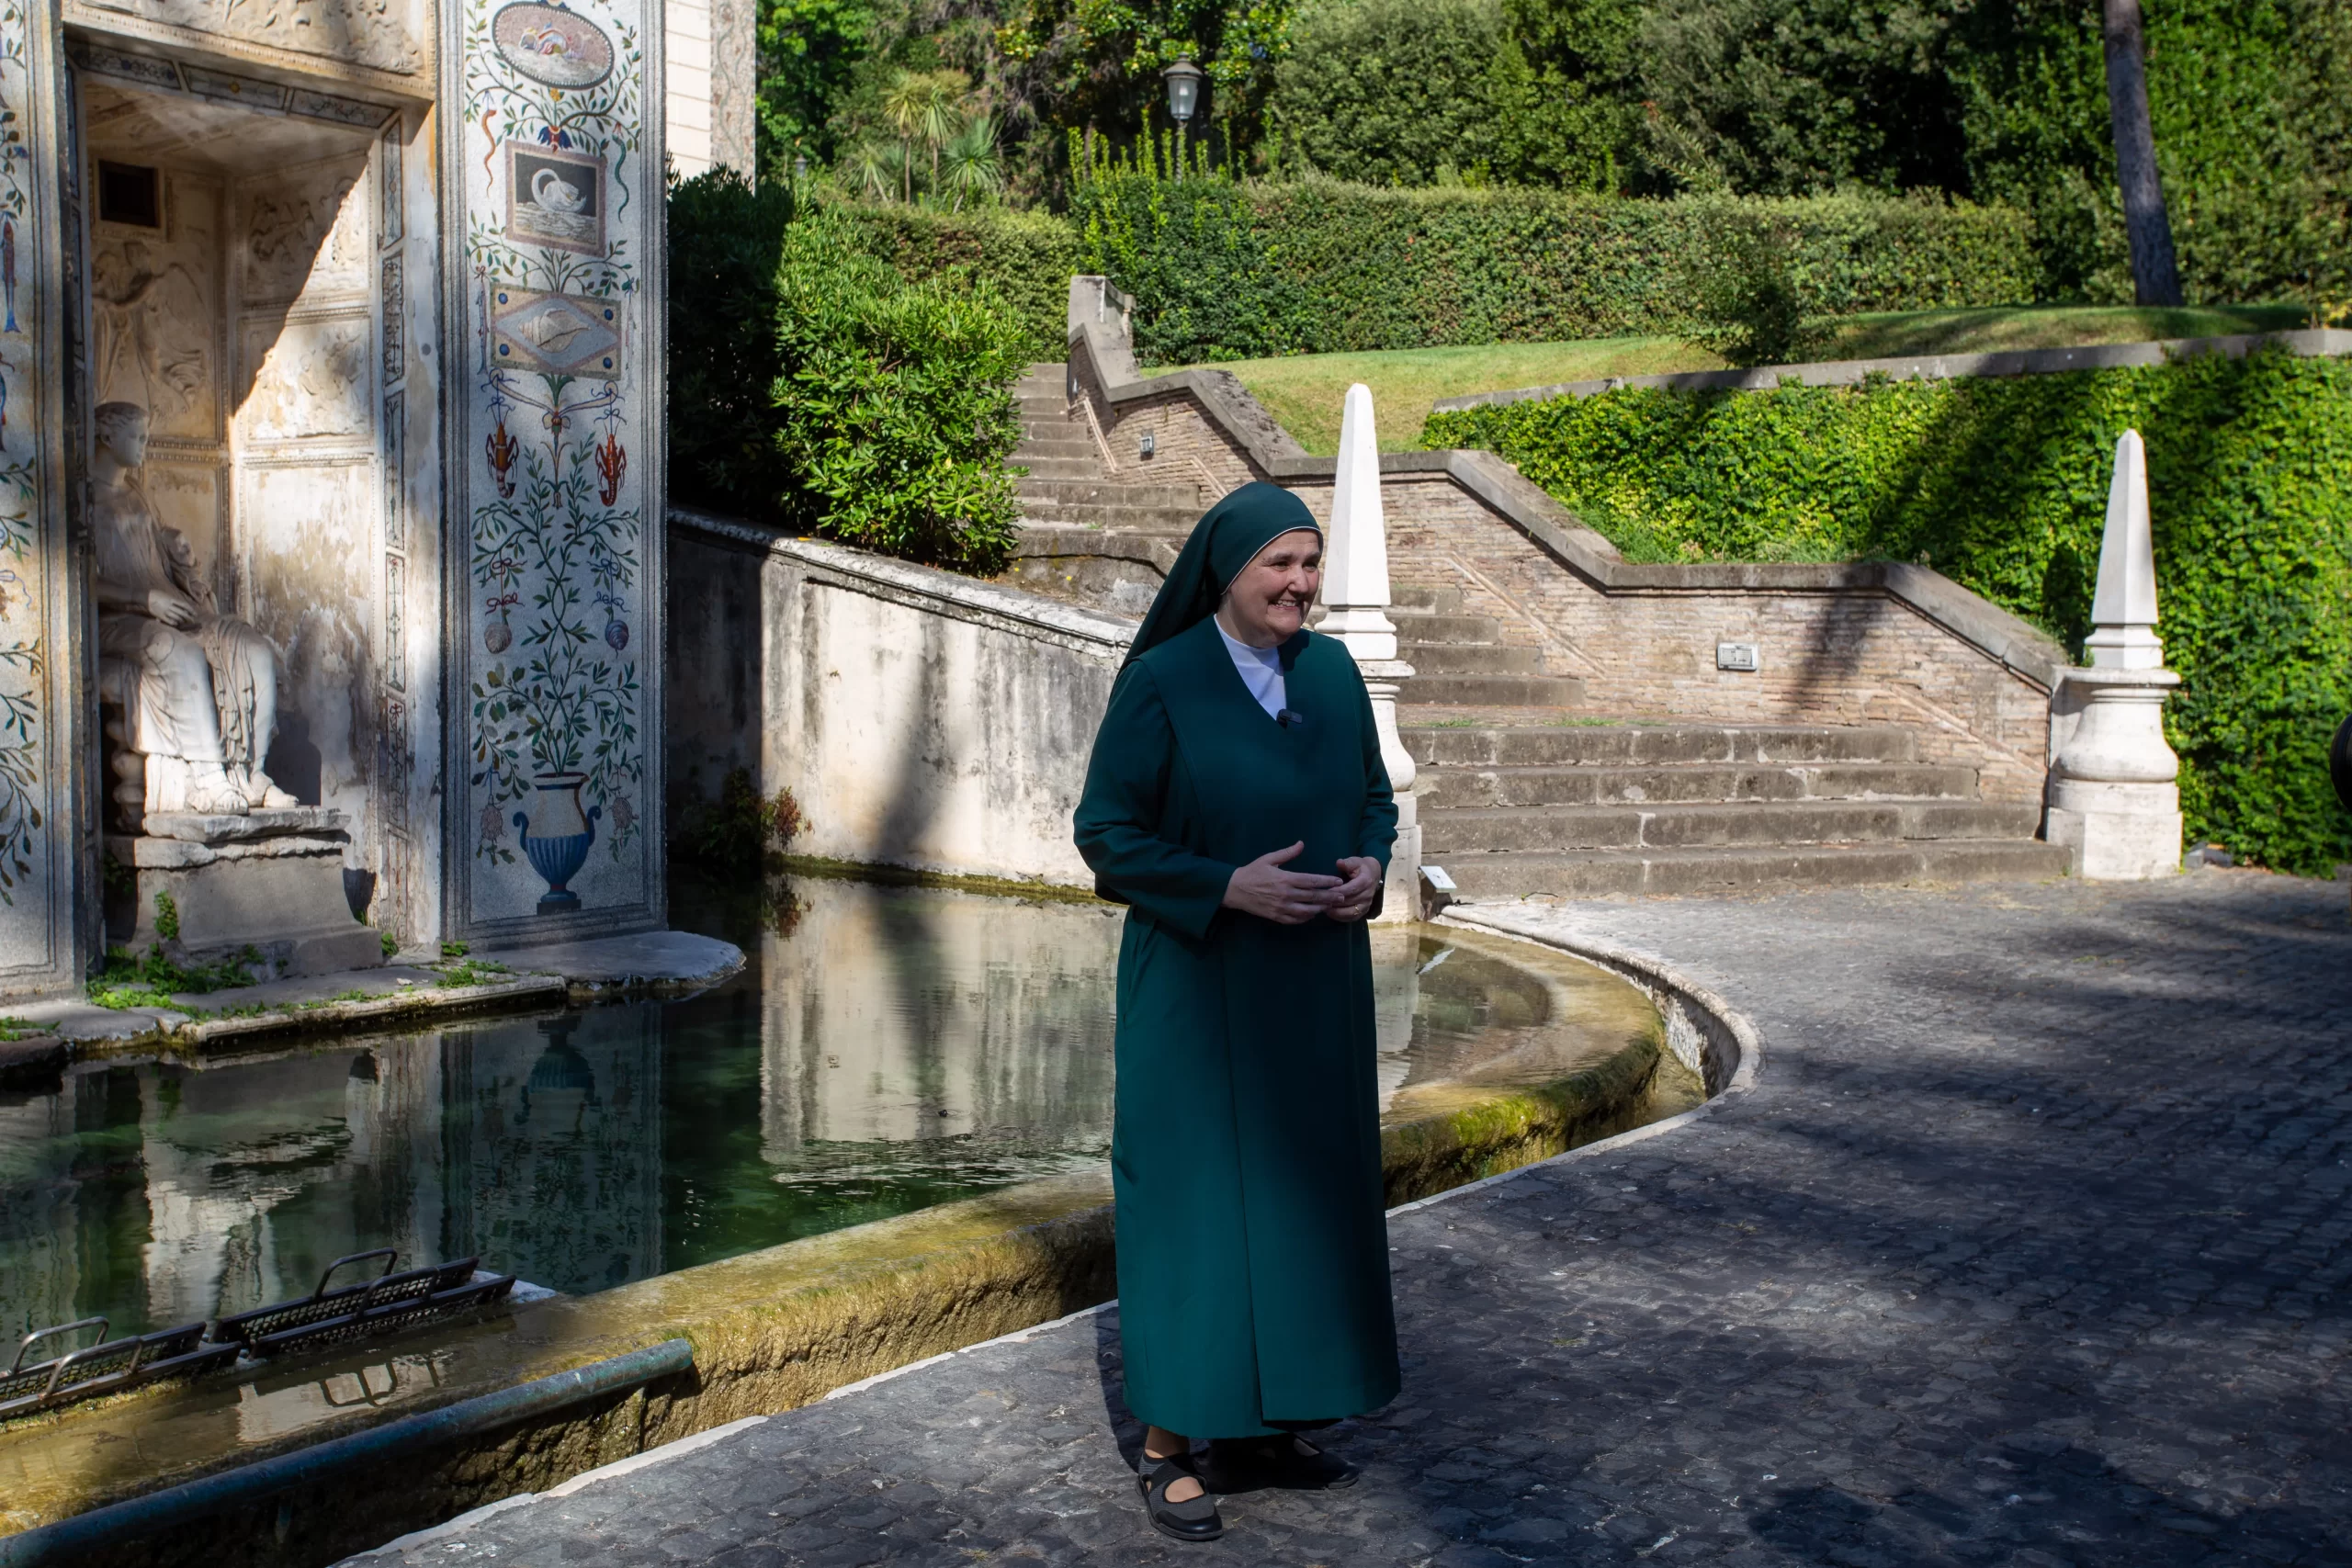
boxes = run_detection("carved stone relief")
[241,460,375,832]
[91,175,220,441]
[241,316,371,441]
[141,460,230,604]
[240,164,369,308]
[75,0,424,77]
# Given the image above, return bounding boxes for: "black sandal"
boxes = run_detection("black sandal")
[1137,1450,1225,1542]
[1203,1434,1360,1493]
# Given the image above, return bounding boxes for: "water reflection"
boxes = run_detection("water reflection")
[0,877,1656,1339]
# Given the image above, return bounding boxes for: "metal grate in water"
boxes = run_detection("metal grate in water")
[5,1250,516,1419]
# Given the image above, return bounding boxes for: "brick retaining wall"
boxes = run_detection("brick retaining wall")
[1065,289,2067,805]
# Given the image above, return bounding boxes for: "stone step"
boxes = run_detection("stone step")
[1404,723,1922,769]
[1431,839,2072,898]
[1013,428,1094,449]
[1420,761,1982,811]
[1396,642,1551,677]
[1393,613,1507,644]
[1405,674,1589,707]
[1014,525,1180,570]
[1422,798,2042,855]
[1394,584,1467,615]
[1015,478,1202,510]
[1010,456,1107,480]
[1016,501,1204,533]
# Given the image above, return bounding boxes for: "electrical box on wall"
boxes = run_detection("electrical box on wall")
[1716,641,1760,672]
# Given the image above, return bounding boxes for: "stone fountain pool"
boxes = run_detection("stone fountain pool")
[0,874,1670,1342]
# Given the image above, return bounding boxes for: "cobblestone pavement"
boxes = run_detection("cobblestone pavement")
[348,872,2352,1568]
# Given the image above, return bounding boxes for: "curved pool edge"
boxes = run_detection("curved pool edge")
[0,939,1690,1568]
[1433,904,1765,1124]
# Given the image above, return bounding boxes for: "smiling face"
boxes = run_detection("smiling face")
[1216,527,1323,649]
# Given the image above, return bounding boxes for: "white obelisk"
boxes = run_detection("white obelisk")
[1323,383,1421,919]
[2045,430,2182,878]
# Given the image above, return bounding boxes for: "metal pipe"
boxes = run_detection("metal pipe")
[0,1337,695,1568]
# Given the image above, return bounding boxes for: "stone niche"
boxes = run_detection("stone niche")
[0,0,663,999]
[79,65,434,974]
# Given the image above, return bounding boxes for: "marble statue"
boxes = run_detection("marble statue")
[92,401,297,818]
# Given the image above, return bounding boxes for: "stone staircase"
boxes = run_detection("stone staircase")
[1000,367,2070,898]
[1395,584,2067,897]
[1001,363,1204,615]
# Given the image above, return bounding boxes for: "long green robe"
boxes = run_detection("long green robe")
[1074,614,1401,1438]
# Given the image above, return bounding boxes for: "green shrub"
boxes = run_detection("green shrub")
[669,168,800,516]
[681,766,806,869]
[667,174,1030,573]
[824,202,1081,361]
[1425,348,2352,876]
[770,210,1029,571]
[1074,156,2040,364]
[1690,218,1826,369]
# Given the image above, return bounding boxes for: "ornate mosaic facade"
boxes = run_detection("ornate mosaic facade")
[0,2,80,989]
[453,0,663,938]
[0,0,667,994]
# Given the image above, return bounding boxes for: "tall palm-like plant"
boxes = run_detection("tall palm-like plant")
[878,73,928,202]
[842,140,911,204]
[881,71,965,201]
[940,116,1003,211]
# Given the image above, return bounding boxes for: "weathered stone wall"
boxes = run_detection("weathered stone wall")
[1290,473,2056,801]
[668,513,1128,887]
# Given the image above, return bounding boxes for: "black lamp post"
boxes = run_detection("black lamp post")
[1161,56,1204,130]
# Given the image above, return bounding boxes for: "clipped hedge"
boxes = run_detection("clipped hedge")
[824,203,1081,364]
[1074,171,2042,366]
[667,172,1028,573]
[1425,349,2352,877]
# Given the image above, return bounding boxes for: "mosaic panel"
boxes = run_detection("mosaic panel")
[456,0,659,930]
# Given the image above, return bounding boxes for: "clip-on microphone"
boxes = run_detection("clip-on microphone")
[1276,709,1306,728]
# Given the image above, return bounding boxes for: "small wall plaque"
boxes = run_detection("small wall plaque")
[1716,641,1760,672]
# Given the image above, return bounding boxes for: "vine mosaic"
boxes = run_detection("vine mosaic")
[460,0,647,903]
[0,3,49,907]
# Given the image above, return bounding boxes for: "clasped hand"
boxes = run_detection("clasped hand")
[1223,841,1379,925]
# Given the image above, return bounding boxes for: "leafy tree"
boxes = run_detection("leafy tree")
[1487,0,1645,190]
[1951,0,2352,306]
[2098,0,2180,306]
[1631,0,1973,196]
[882,68,969,197]
[755,0,879,173]
[1269,0,1510,186]
[996,0,1299,172]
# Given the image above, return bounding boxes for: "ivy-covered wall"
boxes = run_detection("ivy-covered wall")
[1074,168,2042,366]
[1425,350,2352,878]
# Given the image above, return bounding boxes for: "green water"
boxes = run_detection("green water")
[0,876,1651,1341]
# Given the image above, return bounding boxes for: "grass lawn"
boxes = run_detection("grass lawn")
[1158,303,2310,455]
[1815,302,2306,361]
[1154,338,1724,456]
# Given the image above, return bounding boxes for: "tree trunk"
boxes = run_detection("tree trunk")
[2102,0,2184,306]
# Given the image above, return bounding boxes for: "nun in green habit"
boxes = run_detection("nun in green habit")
[1073,481,1401,1543]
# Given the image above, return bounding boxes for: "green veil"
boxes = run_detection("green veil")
[1124,482,1322,667]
